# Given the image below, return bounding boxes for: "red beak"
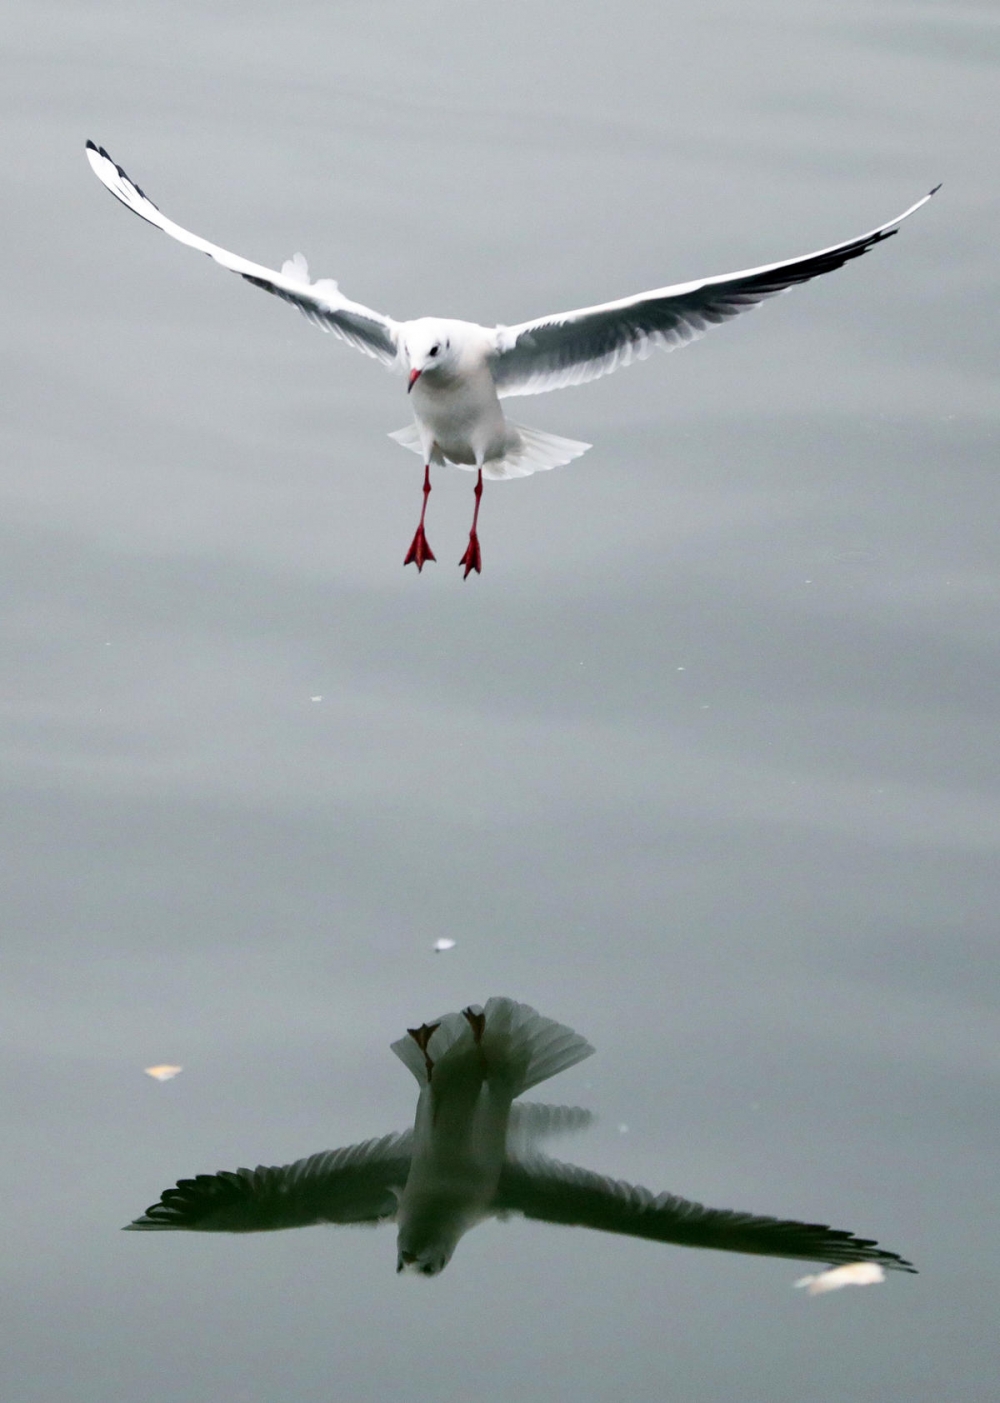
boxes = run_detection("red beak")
[408,368,421,393]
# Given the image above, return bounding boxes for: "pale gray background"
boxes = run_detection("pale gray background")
[3,2,999,1400]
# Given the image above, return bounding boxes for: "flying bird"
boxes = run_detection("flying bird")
[125,996,915,1281]
[85,144,938,577]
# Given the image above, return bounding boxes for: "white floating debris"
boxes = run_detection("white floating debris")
[433,938,456,953]
[794,1262,885,1295]
[144,1064,183,1082]
[618,1123,629,1135]
[310,695,323,702]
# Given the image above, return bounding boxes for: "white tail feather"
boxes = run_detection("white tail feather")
[388,422,590,480]
[390,998,594,1096]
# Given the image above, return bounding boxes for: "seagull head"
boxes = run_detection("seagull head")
[395,1199,465,1278]
[396,1247,451,1277]
[405,319,456,392]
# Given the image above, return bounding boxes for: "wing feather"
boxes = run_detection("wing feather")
[506,1103,594,1158]
[85,142,399,366]
[125,1132,412,1232]
[493,1155,916,1271]
[491,189,939,397]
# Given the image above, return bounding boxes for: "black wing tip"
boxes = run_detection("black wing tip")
[123,1201,187,1229]
[85,141,158,211]
[854,1243,918,1274]
[793,1219,917,1273]
[928,182,943,197]
[815,1230,917,1275]
[122,1170,248,1231]
[85,141,116,166]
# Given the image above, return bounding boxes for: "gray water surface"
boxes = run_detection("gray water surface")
[3,3,999,1401]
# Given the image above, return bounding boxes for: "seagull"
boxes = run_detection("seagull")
[125,996,915,1281]
[85,144,938,577]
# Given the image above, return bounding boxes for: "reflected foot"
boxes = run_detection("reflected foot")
[458,531,482,579]
[462,1006,486,1043]
[407,1021,441,1079]
[404,525,436,572]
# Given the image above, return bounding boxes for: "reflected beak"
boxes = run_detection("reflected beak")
[408,368,421,393]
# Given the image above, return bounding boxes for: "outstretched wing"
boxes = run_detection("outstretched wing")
[125,1132,412,1232]
[491,188,939,397]
[493,1155,916,1271]
[85,142,400,366]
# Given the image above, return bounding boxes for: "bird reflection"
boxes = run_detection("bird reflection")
[126,997,915,1280]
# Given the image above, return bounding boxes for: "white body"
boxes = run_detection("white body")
[394,1040,513,1273]
[391,317,591,479]
[389,997,594,1274]
[409,321,510,467]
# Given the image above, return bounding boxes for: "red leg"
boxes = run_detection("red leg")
[404,465,436,572]
[458,469,483,579]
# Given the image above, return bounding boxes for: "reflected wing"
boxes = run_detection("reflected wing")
[494,1155,916,1271]
[86,143,400,366]
[491,189,939,397]
[506,1103,595,1158]
[125,1132,412,1232]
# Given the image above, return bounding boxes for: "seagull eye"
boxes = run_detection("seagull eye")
[429,345,439,356]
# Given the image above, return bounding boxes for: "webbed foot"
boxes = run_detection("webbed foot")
[458,531,481,578]
[404,525,436,571]
[462,1006,486,1043]
[407,1021,441,1079]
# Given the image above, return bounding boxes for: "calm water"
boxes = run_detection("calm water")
[3,3,999,1400]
